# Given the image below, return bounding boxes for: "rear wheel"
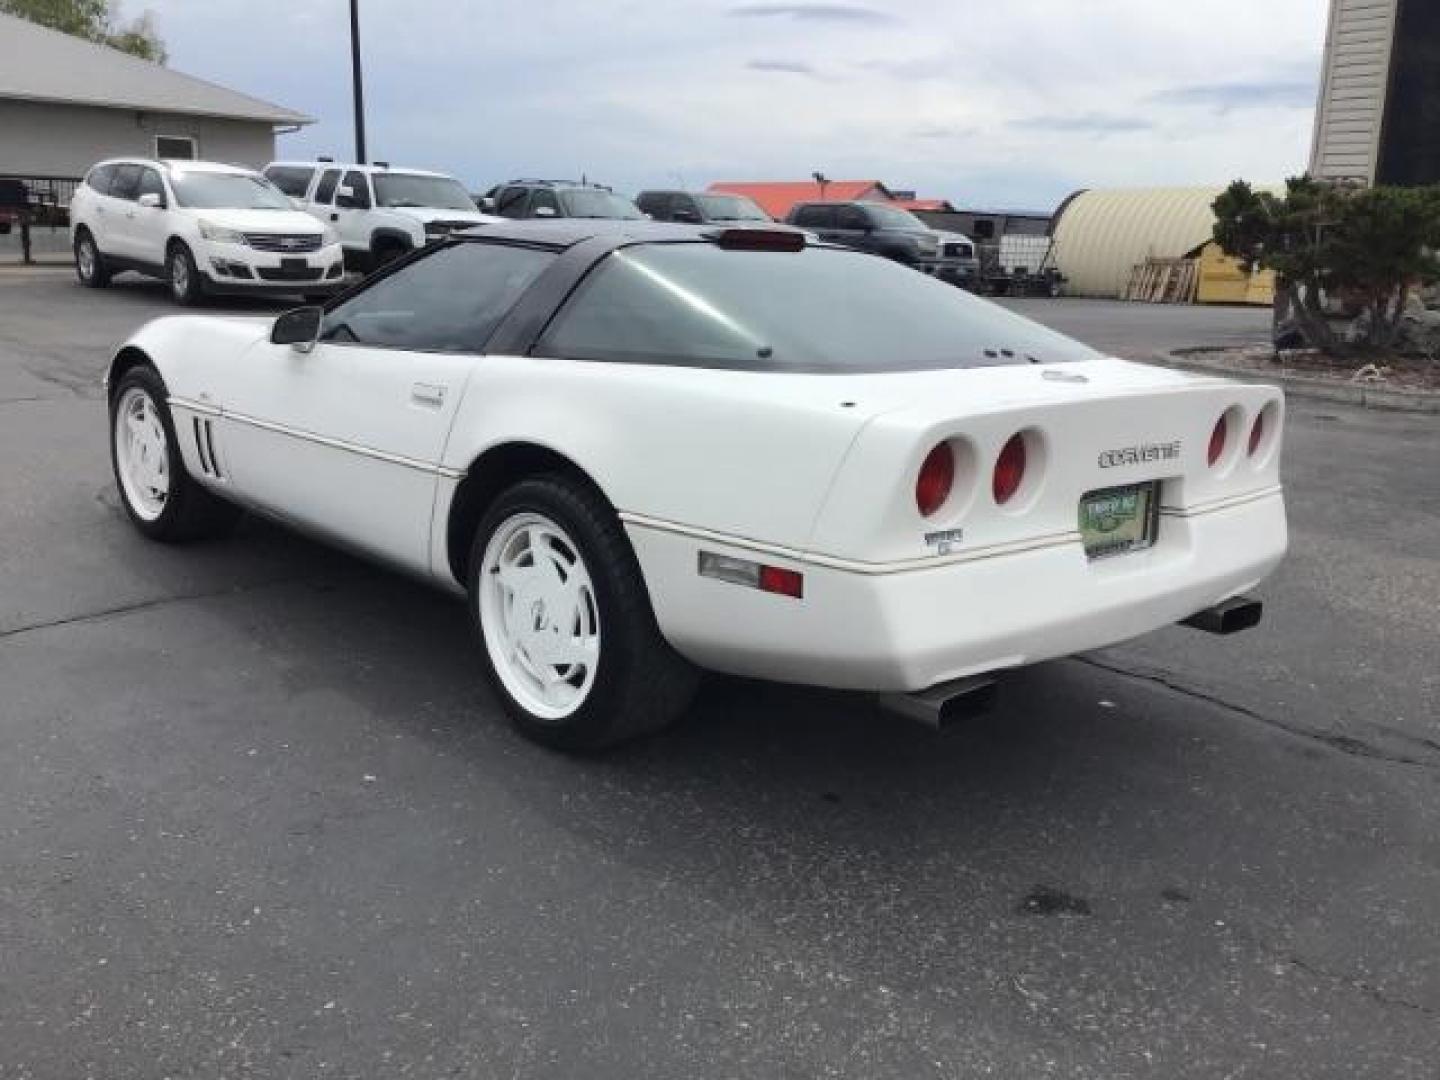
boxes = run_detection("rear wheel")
[467,476,696,751]
[75,229,110,288]
[109,364,239,542]
[168,242,205,306]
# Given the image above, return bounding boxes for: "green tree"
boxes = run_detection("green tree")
[1213,177,1440,352]
[1,0,167,63]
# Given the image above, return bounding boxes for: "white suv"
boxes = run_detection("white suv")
[263,160,501,272]
[70,159,344,305]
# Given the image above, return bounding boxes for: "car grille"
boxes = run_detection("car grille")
[943,241,974,259]
[257,266,324,282]
[246,233,324,253]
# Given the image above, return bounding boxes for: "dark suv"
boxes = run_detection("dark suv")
[784,201,977,285]
[481,180,644,221]
[635,190,773,224]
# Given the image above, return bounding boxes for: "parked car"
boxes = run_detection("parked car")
[480,180,644,221]
[785,200,976,285]
[265,160,501,272]
[104,220,1287,751]
[635,190,772,224]
[70,158,344,305]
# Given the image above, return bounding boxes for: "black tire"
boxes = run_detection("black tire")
[75,229,110,288]
[109,364,240,543]
[371,240,407,269]
[167,242,205,306]
[467,475,697,752]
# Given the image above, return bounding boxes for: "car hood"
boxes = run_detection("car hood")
[189,208,327,234]
[389,206,505,226]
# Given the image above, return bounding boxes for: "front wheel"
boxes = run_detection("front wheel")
[467,476,696,751]
[109,365,240,542]
[168,243,205,306]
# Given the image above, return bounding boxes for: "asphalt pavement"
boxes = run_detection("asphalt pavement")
[1,270,1437,1079]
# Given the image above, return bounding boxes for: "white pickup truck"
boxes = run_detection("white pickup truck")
[262,160,501,273]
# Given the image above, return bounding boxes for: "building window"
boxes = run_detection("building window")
[155,135,197,160]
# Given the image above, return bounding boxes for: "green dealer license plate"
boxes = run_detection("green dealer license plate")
[1080,482,1159,560]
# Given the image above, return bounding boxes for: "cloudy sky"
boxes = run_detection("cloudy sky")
[126,0,1329,210]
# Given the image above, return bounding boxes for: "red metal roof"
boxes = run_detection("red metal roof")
[706,180,893,220]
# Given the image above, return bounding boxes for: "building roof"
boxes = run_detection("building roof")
[0,11,313,126]
[707,180,892,219]
[891,197,954,212]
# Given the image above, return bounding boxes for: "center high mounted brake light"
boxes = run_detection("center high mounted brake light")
[709,228,806,252]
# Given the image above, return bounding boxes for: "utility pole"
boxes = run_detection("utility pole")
[349,0,367,164]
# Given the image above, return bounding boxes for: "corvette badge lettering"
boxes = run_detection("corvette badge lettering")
[1098,441,1181,468]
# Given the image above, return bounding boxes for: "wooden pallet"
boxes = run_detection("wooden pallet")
[1123,257,1199,304]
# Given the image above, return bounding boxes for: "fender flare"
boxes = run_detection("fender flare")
[370,227,417,254]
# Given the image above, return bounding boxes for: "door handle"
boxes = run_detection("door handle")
[330,213,339,222]
[410,383,446,408]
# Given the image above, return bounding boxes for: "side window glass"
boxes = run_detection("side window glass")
[136,168,166,204]
[109,164,142,201]
[266,167,314,198]
[87,165,115,195]
[495,187,530,219]
[530,189,560,217]
[320,243,554,352]
[798,205,836,229]
[836,206,868,231]
[313,168,342,204]
[337,170,372,210]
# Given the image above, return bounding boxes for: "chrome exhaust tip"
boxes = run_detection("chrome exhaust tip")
[1181,596,1263,635]
[879,674,998,731]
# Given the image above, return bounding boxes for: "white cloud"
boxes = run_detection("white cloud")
[125,0,1327,210]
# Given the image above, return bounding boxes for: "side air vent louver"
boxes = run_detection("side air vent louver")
[192,417,224,480]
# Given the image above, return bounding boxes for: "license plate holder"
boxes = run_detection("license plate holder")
[1080,482,1160,560]
[281,257,308,271]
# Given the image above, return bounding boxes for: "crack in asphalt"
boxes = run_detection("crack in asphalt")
[1279,949,1438,1018]
[0,576,314,644]
[1072,655,1440,771]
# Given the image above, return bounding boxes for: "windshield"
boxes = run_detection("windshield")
[537,243,1100,372]
[865,204,928,230]
[373,173,476,211]
[170,172,291,210]
[560,189,645,219]
[696,194,770,221]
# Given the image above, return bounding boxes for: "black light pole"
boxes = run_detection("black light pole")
[349,0,367,164]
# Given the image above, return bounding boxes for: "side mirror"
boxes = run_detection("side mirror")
[479,196,496,212]
[137,192,164,209]
[533,205,557,218]
[336,184,354,200]
[271,305,324,353]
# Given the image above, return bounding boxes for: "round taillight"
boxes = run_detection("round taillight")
[916,442,955,517]
[992,433,1027,505]
[1248,412,1265,456]
[1208,414,1228,467]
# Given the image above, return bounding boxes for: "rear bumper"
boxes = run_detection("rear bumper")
[626,488,1287,693]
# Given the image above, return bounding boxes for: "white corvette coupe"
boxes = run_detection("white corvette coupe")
[106,221,1287,749]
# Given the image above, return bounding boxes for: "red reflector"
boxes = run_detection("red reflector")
[758,565,804,598]
[1248,412,1265,456]
[992,433,1027,504]
[915,442,955,517]
[712,227,806,252]
[1208,414,1228,466]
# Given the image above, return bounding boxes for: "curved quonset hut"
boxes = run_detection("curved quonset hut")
[1049,186,1228,299]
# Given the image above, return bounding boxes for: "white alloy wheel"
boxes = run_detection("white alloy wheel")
[478,512,601,721]
[113,386,170,521]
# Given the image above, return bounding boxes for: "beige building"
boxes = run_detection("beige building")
[0,11,312,182]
